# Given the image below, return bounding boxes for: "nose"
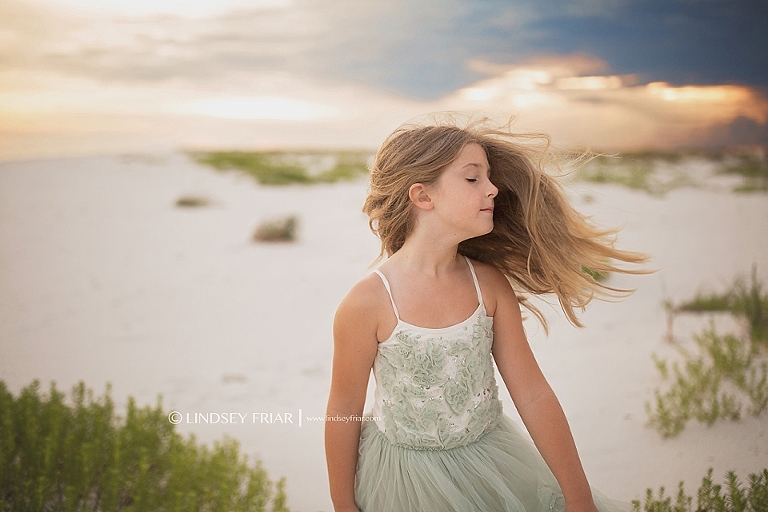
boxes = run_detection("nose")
[487,181,498,198]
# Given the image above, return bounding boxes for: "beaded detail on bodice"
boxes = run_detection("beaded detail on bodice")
[371,258,502,450]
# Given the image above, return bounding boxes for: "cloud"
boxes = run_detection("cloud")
[705,117,768,147]
[523,0,768,88]
[2,0,768,160]
[34,0,292,18]
[6,0,768,100]
[437,55,768,149]
[0,0,538,98]
[0,2,321,86]
[0,0,83,70]
[9,0,766,99]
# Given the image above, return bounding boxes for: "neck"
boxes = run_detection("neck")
[392,233,462,277]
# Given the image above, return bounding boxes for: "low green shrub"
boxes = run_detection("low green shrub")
[175,195,210,208]
[676,292,732,314]
[676,270,768,342]
[632,468,768,512]
[0,380,288,512]
[648,269,768,437]
[646,326,767,437]
[718,154,768,193]
[194,151,311,185]
[253,215,299,243]
[570,149,768,196]
[570,153,694,196]
[574,156,655,191]
[192,150,370,186]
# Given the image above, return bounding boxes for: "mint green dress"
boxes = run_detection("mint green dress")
[354,257,630,512]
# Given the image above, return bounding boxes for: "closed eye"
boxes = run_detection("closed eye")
[466,178,477,183]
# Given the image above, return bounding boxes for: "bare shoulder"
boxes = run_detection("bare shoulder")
[470,259,512,289]
[337,272,389,315]
[467,258,518,317]
[334,272,391,341]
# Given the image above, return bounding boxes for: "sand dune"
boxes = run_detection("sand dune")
[1,153,767,511]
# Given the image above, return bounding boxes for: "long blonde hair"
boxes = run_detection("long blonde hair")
[362,118,649,330]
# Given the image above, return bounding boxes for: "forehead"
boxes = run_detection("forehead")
[450,142,489,170]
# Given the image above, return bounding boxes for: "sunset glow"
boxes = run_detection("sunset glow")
[1,0,766,160]
[557,75,624,90]
[175,96,338,121]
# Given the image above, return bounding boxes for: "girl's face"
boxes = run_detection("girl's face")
[428,142,498,240]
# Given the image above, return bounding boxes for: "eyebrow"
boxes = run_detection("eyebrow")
[462,163,489,170]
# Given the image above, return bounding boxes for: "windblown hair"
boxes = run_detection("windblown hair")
[363,117,649,330]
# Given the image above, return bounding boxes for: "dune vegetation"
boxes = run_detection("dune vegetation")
[0,380,289,512]
[633,468,768,512]
[648,268,768,438]
[2,379,766,511]
[569,149,768,195]
[191,147,768,194]
[191,150,372,186]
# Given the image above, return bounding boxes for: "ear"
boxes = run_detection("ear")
[408,183,434,211]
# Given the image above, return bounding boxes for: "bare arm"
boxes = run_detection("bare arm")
[486,267,598,512]
[325,278,380,512]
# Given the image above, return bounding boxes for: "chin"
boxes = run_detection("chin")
[470,224,494,239]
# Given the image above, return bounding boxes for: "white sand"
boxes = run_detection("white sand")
[1,153,767,512]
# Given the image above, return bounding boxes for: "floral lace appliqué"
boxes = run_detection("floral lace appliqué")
[373,313,501,450]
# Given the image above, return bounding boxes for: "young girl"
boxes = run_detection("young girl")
[325,118,646,512]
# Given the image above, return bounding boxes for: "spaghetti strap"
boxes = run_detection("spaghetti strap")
[463,256,483,305]
[373,270,400,320]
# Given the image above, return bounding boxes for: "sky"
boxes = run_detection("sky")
[1,0,767,160]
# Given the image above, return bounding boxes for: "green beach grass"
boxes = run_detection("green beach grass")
[0,380,289,512]
[191,147,768,193]
[648,268,768,438]
[633,468,768,512]
[191,150,372,186]
[569,148,768,195]
[718,153,768,193]
[3,379,766,511]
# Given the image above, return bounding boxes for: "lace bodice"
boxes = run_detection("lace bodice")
[371,258,502,450]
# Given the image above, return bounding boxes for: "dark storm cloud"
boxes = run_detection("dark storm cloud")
[346,0,768,96]
[706,116,768,146]
[283,0,768,98]
[526,0,768,88]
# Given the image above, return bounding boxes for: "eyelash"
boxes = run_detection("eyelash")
[466,178,478,183]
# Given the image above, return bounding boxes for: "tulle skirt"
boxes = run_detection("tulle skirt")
[355,415,631,512]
